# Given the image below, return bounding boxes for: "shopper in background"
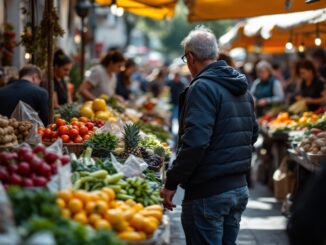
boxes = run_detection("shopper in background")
[53,49,72,108]
[0,65,48,125]
[116,58,136,101]
[78,51,125,100]
[166,72,186,125]
[161,26,258,245]
[250,60,284,117]
[311,48,326,81]
[148,69,165,98]
[296,59,326,111]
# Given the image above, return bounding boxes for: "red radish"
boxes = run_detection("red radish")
[50,163,57,175]
[22,178,34,187]
[44,151,59,164]
[7,164,18,174]
[60,155,70,165]
[17,162,31,176]
[39,163,52,178]
[30,157,42,171]
[33,176,47,187]
[9,174,22,185]
[0,168,9,182]
[21,151,34,163]
[17,147,30,160]
[33,144,46,155]
[11,152,18,160]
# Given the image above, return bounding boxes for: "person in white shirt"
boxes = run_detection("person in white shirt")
[79,51,125,100]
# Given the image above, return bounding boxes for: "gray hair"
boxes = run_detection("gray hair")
[256,60,273,74]
[181,25,219,61]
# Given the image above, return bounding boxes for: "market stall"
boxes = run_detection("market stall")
[0,94,172,244]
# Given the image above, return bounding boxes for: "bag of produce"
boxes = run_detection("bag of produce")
[11,101,43,145]
[111,153,148,177]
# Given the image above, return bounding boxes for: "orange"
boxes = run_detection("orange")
[101,187,116,200]
[125,199,136,207]
[122,209,136,221]
[118,231,145,241]
[105,209,123,225]
[85,201,96,214]
[143,218,158,234]
[57,189,73,203]
[74,190,91,204]
[133,203,144,212]
[89,213,102,225]
[74,212,88,225]
[130,213,145,230]
[94,219,112,230]
[93,200,109,215]
[56,198,66,209]
[61,209,71,218]
[68,198,83,214]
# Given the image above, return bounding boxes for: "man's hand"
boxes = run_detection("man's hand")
[257,98,267,107]
[160,188,176,211]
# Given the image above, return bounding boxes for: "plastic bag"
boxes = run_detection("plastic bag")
[11,101,44,145]
[110,153,148,177]
[96,119,126,139]
[47,139,72,192]
[0,183,20,245]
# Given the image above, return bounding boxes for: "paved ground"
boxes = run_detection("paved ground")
[168,183,289,245]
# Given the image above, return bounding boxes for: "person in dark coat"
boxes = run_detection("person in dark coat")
[53,49,72,108]
[116,58,136,100]
[0,65,49,125]
[160,26,258,245]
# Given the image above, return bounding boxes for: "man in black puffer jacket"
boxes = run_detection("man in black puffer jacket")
[160,26,258,245]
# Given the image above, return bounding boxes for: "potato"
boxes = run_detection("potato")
[309,135,317,141]
[303,145,311,152]
[321,147,326,154]
[317,132,326,138]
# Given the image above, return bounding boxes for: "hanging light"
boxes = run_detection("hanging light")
[285,30,294,51]
[305,0,320,3]
[315,24,322,46]
[24,53,31,60]
[298,43,305,53]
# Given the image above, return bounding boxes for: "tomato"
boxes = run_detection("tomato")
[74,135,83,143]
[58,125,69,135]
[51,131,58,139]
[38,127,45,135]
[79,117,89,123]
[85,122,94,130]
[56,118,66,127]
[44,128,52,138]
[69,128,79,139]
[71,121,79,127]
[83,134,90,141]
[61,134,70,143]
[79,126,89,136]
[49,124,57,131]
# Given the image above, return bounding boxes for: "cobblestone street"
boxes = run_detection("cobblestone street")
[168,183,289,245]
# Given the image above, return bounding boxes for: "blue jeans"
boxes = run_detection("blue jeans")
[181,186,249,245]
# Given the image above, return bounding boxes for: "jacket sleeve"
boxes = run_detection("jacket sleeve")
[266,80,284,104]
[165,82,217,190]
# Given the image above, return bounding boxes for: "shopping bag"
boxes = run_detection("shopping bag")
[273,156,295,200]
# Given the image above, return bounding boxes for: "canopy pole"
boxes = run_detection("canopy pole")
[46,0,54,125]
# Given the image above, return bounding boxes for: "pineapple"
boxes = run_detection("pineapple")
[123,124,141,157]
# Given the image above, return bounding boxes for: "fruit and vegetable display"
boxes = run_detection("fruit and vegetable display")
[38,117,96,144]
[137,121,170,143]
[0,144,70,188]
[0,115,18,147]
[9,118,33,143]
[297,130,326,155]
[56,187,163,241]
[7,187,125,245]
[80,98,119,122]
[84,131,119,157]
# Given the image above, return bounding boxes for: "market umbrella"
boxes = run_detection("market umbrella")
[219,9,326,53]
[95,0,177,19]
[186,0,326,21]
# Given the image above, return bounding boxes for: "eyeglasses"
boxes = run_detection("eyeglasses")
[181,51,191,63]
